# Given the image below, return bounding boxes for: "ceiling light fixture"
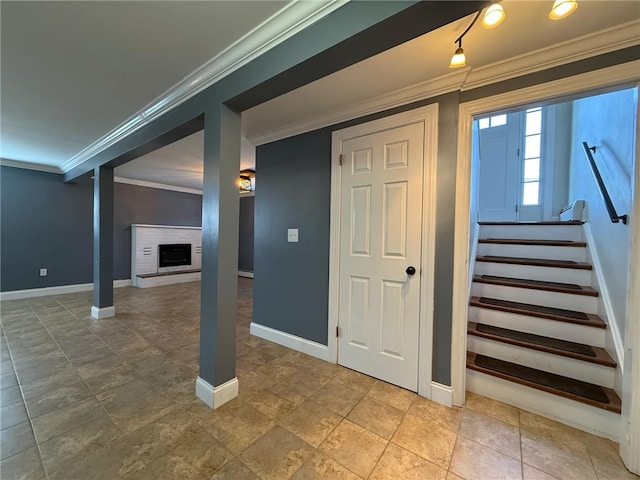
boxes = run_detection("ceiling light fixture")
[481,3,505,29]
[549,0,578,20]
[238,169,255,193]
[449,11,481,68]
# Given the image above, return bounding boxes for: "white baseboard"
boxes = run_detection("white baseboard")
[195,376,238,409]
[238,271,254,279]
[91,305,116,319]
[431,382,454,407]
[250,322,329,362]
[133,272,200,288]
[0,279,132,301]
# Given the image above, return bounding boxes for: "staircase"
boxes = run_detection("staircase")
[466,221,622,438]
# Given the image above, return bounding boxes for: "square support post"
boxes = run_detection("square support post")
[91,166,115,319]
[196,104,241,408]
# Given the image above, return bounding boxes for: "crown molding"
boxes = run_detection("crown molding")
[114,176,203,195]
[463,20,640,91]
[249,20,640,146]
[0,158,61,174]
[249,69,470,145]
[59,0,348,175]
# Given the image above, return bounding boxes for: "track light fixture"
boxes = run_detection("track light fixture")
[549,0,578,20]
[448,1,578,68]
[482,3,505,29]
[449,11,480,68]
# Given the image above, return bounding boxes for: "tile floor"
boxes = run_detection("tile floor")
[0,278,636,479]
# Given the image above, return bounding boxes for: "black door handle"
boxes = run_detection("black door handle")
[406,266,416,276]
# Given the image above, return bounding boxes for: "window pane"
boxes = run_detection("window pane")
[524,158,540,182]
[491,114,507,127]
[523,181,540,205]
[479,118,490,129]
[526,109,542,135]
[525,134,541,158]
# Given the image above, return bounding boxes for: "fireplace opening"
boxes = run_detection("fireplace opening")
[158,244,191,268]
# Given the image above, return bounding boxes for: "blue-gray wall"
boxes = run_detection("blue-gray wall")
[254,131,332,345]
[0,166,204,291]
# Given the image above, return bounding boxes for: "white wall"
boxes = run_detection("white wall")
[569,87,637,336]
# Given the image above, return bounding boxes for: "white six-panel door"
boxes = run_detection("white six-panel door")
[337,122,424,391]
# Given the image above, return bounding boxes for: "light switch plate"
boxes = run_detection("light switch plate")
[287,229,299,243]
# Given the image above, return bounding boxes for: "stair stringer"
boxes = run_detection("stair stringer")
[467,368,623,440]
[583,222,625,395]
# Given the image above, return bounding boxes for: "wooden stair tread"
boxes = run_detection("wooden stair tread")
[476,255,592,270]
[467,322,616,367]
[467,352,621,414]
[470,296,606,328]
[478,221,584,226]
[473,275,599,296]
[479,238,586,247]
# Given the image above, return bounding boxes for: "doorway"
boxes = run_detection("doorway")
[328,105,438,398]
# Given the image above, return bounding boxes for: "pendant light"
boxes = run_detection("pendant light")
[482,3,506,29]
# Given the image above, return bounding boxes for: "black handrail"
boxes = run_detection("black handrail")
[581,142,627,225]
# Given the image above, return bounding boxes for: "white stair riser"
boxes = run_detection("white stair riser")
[474,262,592,285]
[466,369,621,440]
[468,306,606,346]
[467,336,615,387]
[479,225,584,241]
[477,244,586,262]
[471,283,598,312]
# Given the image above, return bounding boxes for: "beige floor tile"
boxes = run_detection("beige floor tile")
[450,436,523,480]
[211,458,259,479]
[0,384,22,407]
[319,419,387,478]
[409,395,463,433]
[370,443,447,480]
[519,411,587,452]
[367,380,416,411]
[280,399,342,448]
[31,397,109,444]
[240,425,314,480]
[0,446,46,480]
[246,389,297,421]
[0,420,36,461]
[332,368,376,395]
[38,417,121,475]
[393,412,457,469]
[458,409,521,460]
[311,381,364,416]
[22,380,93,418]
[204,403,275,454]
[137,430,233,479]
[523,463,561,479]
[83,365,142,395]
[581,434,639,480]
[0,400,29,430]
[346,395,404,440]
[521,431,597,480]
[268,381,306,407]
[291,451,363,479]
[446,472,464,480]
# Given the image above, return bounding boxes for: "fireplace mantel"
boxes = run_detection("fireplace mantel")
[131,224,202,288]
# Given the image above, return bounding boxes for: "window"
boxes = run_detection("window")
[478,113,507,130]
[522,107,542,205]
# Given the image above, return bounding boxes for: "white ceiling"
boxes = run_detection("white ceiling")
[2,1,639,191]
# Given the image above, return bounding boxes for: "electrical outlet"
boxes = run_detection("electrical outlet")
[287,229,299,243]
[39,268,47,277]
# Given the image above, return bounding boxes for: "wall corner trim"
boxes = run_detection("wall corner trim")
[195,377,239,409]
[91,305,115,319]
[431,382,454,407]
[249,322,329,362]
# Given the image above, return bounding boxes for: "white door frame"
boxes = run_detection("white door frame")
[328,104,439,401]
[451,61,640,470]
